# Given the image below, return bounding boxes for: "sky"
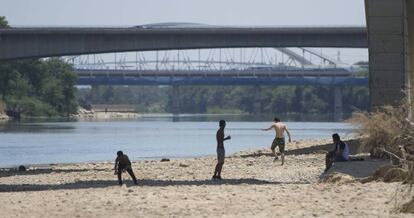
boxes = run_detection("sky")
[0,0,366,26]
[0,0,368,63]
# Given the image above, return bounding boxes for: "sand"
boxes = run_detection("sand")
[0,139,413,218]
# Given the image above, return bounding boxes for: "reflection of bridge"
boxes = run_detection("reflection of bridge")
[72,47,368,121]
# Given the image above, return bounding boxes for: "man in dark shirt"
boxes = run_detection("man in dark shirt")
[325,133,350,172]
[212,120,231,180]
[114,150,138,185]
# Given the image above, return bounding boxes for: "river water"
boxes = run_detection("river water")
[0,115,354,167]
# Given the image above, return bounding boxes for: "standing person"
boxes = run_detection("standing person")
[325,133,349,172]
[114,150,138,185]
[262,117,292,165]
[212,120,231,180]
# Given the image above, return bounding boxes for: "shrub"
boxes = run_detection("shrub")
[348,99,414,213]
[348,103,414,163]
[5,96,58,117]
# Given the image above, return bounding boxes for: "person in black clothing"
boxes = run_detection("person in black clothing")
[325,133,349,172]
[114,150,138,185]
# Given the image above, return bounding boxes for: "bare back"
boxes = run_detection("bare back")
[273,122,287,138]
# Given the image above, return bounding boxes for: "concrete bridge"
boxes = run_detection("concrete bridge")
[365,0,414,111]
[0,27,367,61]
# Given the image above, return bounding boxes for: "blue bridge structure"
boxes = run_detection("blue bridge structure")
[76,68,367,86]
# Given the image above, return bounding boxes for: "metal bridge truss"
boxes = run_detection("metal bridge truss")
[64,47,367,86]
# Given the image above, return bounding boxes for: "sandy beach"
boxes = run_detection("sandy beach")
[0,139,412,218]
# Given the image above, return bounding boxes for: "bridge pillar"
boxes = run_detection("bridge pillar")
[171,85,180,115]
[365,0,414,115]
[409,0,414,117]
[253,85,262,115]
[333,86,343,122]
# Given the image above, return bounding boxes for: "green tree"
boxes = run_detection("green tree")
[0,16,9,28]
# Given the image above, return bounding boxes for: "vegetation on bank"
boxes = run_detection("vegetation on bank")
[0,59,79,117]
[349,99,414,213]
[77,84,369,119]
[0,16,78,118]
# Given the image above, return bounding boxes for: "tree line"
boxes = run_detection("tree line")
[77,84,369,119]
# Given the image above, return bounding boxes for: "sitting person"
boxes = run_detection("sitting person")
[114,150,138,185]
[325,133,349,172]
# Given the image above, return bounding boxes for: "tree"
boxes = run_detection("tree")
[0,16,9,28]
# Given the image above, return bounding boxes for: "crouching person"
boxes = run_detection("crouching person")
[325,133,349,172]
[114,150,138,185]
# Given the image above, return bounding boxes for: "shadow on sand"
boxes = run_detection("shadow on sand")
[320,158,389,179]
[0,168,110,178]
[238,139,362,158]
[0,178,310,192]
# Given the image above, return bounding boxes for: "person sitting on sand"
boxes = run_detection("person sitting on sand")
[262,117,291,165]
[212,120,231,180]
[325,133,350,172]
[114,150,138,185]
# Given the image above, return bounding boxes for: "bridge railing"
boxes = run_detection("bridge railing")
[75,68,356,78]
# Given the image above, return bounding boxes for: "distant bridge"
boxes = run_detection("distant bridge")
[72,47,367,86]
[76,68,367,86]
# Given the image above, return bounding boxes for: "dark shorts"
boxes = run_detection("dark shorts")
[117,164,130,173]
[217,147,225,164]
[271,138,285,153]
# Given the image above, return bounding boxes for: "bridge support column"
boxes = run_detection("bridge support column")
[409,0,414,117]
[365,0,414,116]
[333,86,343,122]
[171,85,180,115]
[253,85,262,115]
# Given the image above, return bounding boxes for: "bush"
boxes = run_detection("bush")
[5,96,58,117]
[348,99,414,213]
[348,103,413,161]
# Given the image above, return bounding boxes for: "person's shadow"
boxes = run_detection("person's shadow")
[0,178,310,192]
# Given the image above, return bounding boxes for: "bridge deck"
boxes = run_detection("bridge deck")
[0,26,367,60]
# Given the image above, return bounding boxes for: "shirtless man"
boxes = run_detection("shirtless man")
[114,150,138,185]
[262,117,291,165]
[212,120,231,180]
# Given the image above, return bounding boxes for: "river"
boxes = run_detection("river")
[0,115,354,167]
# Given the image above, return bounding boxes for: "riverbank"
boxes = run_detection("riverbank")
[71,107,141,120]
[0,138,411,217]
